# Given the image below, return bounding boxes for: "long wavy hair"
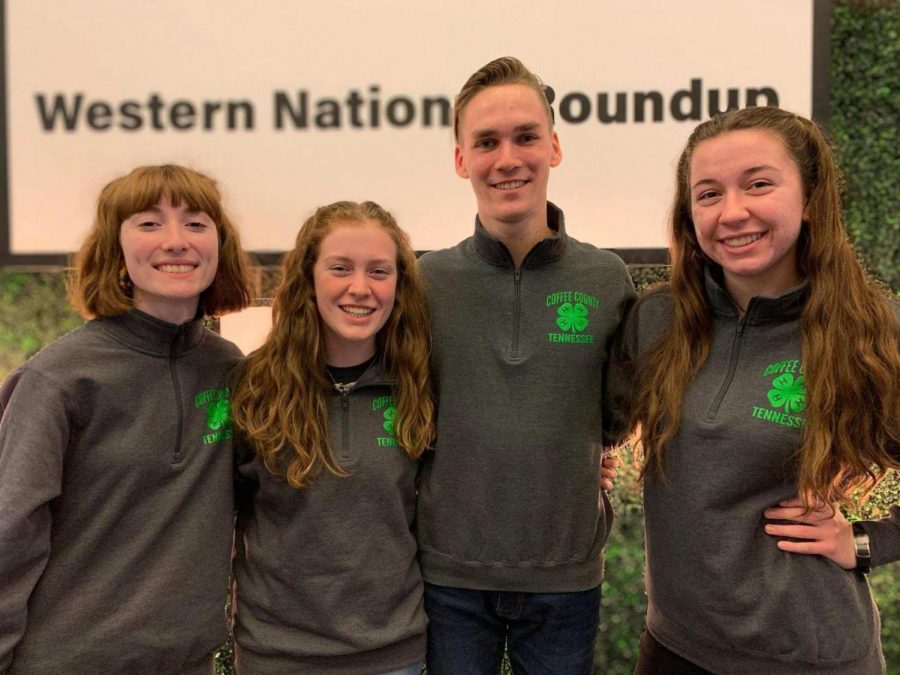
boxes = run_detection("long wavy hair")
[631,106,899,507]
[69,164,253,319]
[231,201,434,488]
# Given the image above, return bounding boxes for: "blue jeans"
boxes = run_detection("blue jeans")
[424,583,601,675]
[379,664,423,675]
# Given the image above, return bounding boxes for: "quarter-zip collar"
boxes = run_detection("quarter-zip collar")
[331,357,392,394]
[704,266,807,324]
[472,202,568,268]
[330,356,393,467]
[96,308,206,357]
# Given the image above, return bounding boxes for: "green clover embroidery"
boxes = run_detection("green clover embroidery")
[767,373,807,414]
[556,302,589,333]
[383,406,397,436]
[206,399,232,431]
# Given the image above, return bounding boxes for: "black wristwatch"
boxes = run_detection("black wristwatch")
[852,522,871,574]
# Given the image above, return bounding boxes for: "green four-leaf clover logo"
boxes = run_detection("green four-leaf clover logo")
[767,373,807,414]
[383,406,396,436]
[556,302,589,333]
[206,399,231,431]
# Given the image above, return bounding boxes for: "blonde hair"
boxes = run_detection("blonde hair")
[632,106,899,507]
[453,56,553,141]
[69,164,253,319]
[231,201,434,488]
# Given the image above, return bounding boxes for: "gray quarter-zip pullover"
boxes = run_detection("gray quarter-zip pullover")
[0,309,241,673]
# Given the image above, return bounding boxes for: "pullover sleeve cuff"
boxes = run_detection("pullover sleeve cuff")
[857,505,900,568]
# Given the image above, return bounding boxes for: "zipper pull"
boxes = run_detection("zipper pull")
[737,297,757,336]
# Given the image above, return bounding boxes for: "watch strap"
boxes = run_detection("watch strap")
[851,521,871,574]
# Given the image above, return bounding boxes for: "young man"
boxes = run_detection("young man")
[416,57,636,674]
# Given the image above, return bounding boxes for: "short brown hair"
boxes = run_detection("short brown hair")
[453,56,553,141]
[69,164,254,319]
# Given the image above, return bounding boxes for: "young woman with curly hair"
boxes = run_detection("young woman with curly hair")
[608,106,899,674]
[230,200,434,674]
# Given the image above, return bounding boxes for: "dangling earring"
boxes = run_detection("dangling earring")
[118,267,133,294]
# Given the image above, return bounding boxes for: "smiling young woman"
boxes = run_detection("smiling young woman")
[312,218,399,366]
[608,106,899,674]
[0,165,253,673]
[688,128,807,311]
[118,197,221,324]
[229,201,434,675]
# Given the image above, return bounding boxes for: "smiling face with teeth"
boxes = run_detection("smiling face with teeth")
[313,219,398,367]
[689,129,806,309]
[119,197,219,324]
[454,83,562,251]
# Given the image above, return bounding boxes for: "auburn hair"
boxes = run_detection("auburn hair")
[69,164,253,319]
[631,106,899,507]
[230,201,434,488]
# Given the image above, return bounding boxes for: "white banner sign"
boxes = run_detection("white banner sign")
[1,0,823,265]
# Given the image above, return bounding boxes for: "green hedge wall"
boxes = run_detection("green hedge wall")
[830,0,899,290]
[0,271,81,377]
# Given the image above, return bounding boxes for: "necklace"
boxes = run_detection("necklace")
[325,355,377,394]
[328,376,355,395]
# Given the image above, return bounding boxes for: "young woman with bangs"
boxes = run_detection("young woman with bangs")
[230,200,434,675]
[607,106,898,674]
[0,165,253,673]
